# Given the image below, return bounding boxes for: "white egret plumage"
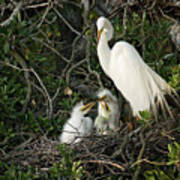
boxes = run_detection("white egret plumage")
[60,101,95,144]
[96,16,179,119]
[95,89,120,134]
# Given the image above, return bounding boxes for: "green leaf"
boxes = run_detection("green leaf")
[3,42,10,54]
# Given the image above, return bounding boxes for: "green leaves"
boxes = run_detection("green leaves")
[143,142,180,180]
[144,169,173,180]
[168,142,180,170]
[3,41,10,54]
[49,144,84,179]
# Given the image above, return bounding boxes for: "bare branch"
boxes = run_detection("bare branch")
[83,160,125,171]
[31,37,70,63]
[24,2,49,9]
[53,7,82,37]
[0,2,22,27]
[37,2,51,28]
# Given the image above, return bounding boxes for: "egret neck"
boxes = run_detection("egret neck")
[97,31,111,77]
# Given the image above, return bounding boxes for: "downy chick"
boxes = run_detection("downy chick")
[95,89,120,134]
[60,101,95,144]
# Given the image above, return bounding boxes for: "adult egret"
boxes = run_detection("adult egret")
[96,16,178,119]
[60,101,95,144]
[95,89,120,134]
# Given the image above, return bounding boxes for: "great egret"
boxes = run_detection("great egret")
[60,101,95,144]
[95,89,120,134]
[96,16,178,119]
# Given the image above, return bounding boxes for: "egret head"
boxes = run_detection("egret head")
[96,16,114,41]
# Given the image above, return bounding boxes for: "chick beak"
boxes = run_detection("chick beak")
[98,95,106,102]
[97,29,103,41]
[80,102,96,112]
[100,101,110,119]
[100,101,110,112]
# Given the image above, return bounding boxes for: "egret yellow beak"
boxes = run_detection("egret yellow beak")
[80,102,96,112]
[97,29,103,41]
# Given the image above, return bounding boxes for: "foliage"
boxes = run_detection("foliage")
[0,0,179,179]
[50,144,83,180]
[143,142,180,180]
[168,142,180,171]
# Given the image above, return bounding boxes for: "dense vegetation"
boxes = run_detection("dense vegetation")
[0,0,179,179]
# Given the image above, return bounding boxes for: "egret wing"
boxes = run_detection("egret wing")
[110,41,169,116]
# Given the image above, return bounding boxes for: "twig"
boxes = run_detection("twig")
[0,1,22,26]
[31,82,47,100]
[112,133,129,158]
[132,132,146,180]
[131,158,180,167]
[31,37,69,63]
[30,68,53,119]
[62,27,88,78]
[82,2,103,88]
[52,87,61,102]
[0,61,28,71]
[62,0,81,8]
[24,3,49,9]
[66,58,87,84]
[0,148,6,156]
[53,7,82,37]
[141,11,146,59]
[159,7,177,24]
[10,51,32,113]
[83,160,125,171]
[0,61,53,119]
[37,1,52,28]
[122,4,128,37]
[112,126,142,158]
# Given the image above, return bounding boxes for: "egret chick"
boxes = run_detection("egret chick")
[96,17,179,119]
[95,89,120,134]
[60,101,95,144]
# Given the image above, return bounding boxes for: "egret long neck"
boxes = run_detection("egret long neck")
[97,33,111,76]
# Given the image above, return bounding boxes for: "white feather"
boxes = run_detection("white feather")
[96,17,178,118]
[95,89,120,134]
[60,101,93,144]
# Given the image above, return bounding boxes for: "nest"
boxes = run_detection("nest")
[1,120,180,179]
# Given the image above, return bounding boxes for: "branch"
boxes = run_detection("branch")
[132,132,146,180]
[0,2,22,27]
[53,7,82,37]
[66,58,87,84]
[82,1,103,88]
[31,37,69,63]
[37,1,52,28]
[131,158,180,167]
[0,61,53,119]
[24,2,49,9]
[83,160,125,171]
[30,68,53,120]
[10,51,32,113]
